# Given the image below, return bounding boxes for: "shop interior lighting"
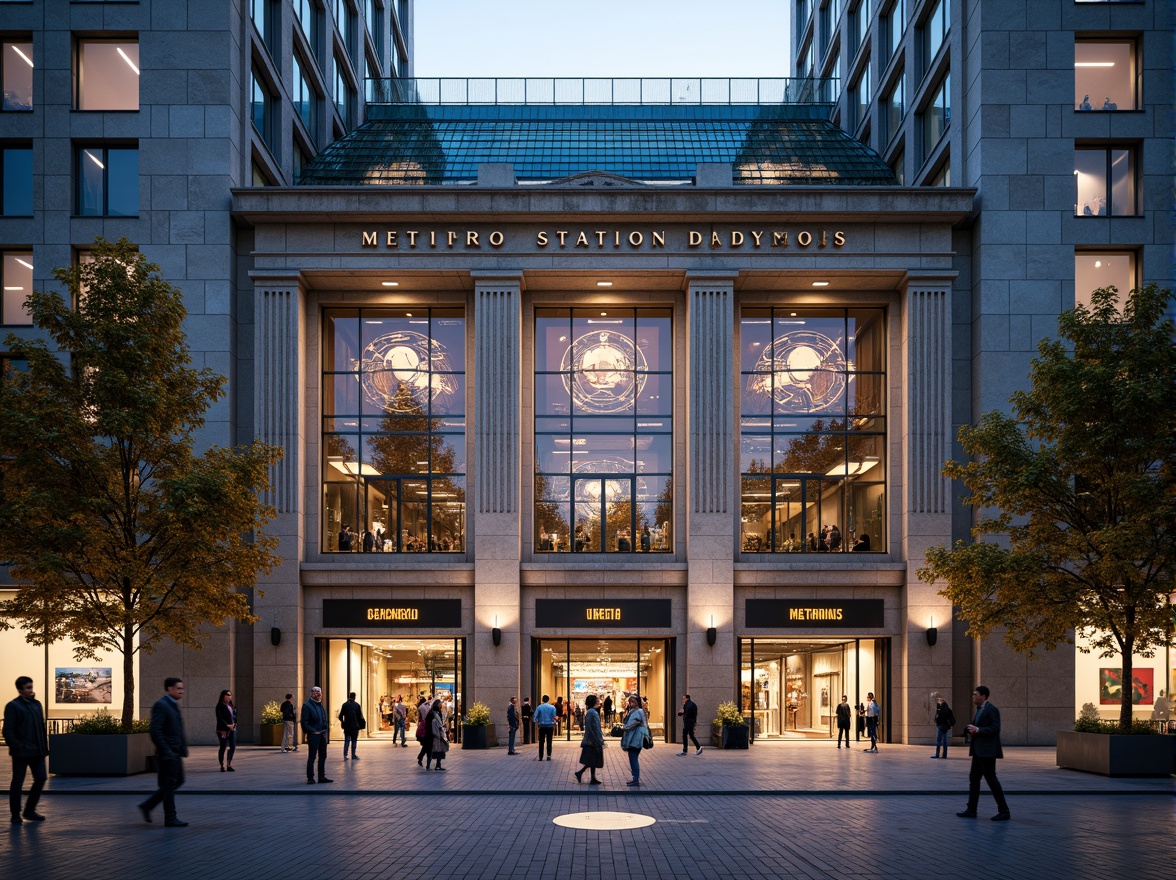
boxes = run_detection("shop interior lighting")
[381,281,399,286]
[812,281,830,287]
[15,258,34,270]
[117,47,140,75]
[1074,62,1114,67]
[85,150,104,169]
[12,46,33,68]
[596,281,613,287]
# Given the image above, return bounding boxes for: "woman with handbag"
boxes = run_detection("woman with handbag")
[619,695,648,786]
[425,699,449,771]
[215,689,237,772]
[574,694,604,784]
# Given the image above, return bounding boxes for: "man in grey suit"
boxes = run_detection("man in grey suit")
[957,684,1011,821]
[139,677,189,827]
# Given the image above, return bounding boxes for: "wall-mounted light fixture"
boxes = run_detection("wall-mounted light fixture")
[492,615,501,647]
[926,615,937,647]
[270,627,281,647]
[706,615,717,647]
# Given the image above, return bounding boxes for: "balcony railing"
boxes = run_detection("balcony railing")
[366,77,838,107]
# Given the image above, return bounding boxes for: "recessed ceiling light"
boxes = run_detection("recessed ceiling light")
[1074,62,1114,67]
[600,311,607,316]
[381,281,399,287]
[812,281,830,287]
[596,281,613,287]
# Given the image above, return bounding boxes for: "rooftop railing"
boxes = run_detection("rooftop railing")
[366,77,839,107]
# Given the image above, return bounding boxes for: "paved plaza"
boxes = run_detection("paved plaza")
[2,740,1171,879]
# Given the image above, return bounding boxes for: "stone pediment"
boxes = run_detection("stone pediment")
[545,170,646,188]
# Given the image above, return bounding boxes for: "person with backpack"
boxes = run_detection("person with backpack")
[932,696,956,759]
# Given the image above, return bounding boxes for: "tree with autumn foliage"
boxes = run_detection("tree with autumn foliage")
[0,238,282,731]
[918,284,1175,732]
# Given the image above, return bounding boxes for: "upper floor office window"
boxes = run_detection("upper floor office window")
[335,0,358,65]
[740,307,887,554]
[1075,39,1137,111]
[1074,252,1135,309]
[250,66,278,156]
[76,145,137,216]
[334,54,354,129]
[920,0,949,76]
[797,0,813,35]
[365,0,384,62]
[818,1,833,56]
[927,157,950,186]
[2,251,33,326]
[75,39,139,110]
[881,72,904,146]
[889,149,904,185]
[292,54,318,137]
[322,307,467,554]
[884,0,904,61]
[850,0,871,58]
[2,41,34,111]
[295,0,321,56]
[2,146,33,216]
[534,308,673,555]
[921,72,949,160]
[850,61,871,131]
[1074,146,1136,216]
[251,0,279,59]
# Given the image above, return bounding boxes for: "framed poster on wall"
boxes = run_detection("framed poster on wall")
[1099,667,1154,705]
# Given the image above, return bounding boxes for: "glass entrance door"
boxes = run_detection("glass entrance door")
[739,637,888,742]
[318,637,465,743]
[534,638,674,741]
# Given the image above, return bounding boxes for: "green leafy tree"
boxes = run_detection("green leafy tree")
[0,238,282,731]
[918,284,1175,732]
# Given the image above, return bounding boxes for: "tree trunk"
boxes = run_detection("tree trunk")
[1118,642,1133,733]
[122,622,136,732]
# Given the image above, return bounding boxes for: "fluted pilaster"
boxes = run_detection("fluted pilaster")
[253,276,304,514]
[474,275,523,515]
[687,274,736,514]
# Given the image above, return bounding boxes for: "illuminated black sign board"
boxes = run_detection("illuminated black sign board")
[323,599,462,629]
[745,599,885,629]
[535,599,672,629]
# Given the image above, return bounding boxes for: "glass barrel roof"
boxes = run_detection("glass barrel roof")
[297,104,898,187]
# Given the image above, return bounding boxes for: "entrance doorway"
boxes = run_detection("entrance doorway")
[739,637,889,742]
[317,637,465,743]
[533,638,675,741]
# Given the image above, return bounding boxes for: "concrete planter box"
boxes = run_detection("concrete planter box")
[259,724,284,747]
[461,723,496,749]
[49,732,153,776]
[712,725,750,749]
[1056,730,1174,778]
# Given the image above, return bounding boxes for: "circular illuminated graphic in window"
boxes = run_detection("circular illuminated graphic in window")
[360,331,458,413]
[561,331,647,414]
[572,457,647,521]
[747,330,846,412]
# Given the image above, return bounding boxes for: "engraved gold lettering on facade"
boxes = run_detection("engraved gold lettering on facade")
[466,231,480,247]
[387,231,397,247]
[489,231,505,247]
[586,608,623,621]
[407,230,419,247]
[731,231,744,247]
[362,231,378,247]
[536,231,549,247]
[797,231,812,247]
[629,231,644,247]
[652,230,666,248]
[689,231,703,247]
[366,607,421,621]
[834,230,846,246]
[773,232,789,247]
[787,607,844,621]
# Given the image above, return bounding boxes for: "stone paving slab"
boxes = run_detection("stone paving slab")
[38,741,1174,796]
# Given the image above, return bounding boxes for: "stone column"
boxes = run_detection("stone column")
[472,271,523,732]
[250,272,306,739]
[685,271,738,741]
[900,272,956,744]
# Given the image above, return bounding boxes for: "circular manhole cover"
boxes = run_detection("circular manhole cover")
[553,811,656,831]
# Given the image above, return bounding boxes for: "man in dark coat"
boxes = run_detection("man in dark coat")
[4,676,49,824]
[139,677,189,827]
[835,694,852,749]
[957,684,1011,821]
[506,696,520,755]
[338,691,365,760]
[677,694,701,755]
[520,696,533,746]
[302,686,332,783]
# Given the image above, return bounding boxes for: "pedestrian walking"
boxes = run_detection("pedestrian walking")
[864,693,880,751]
[4,676,49,824]
[932,696,955,759]
[425,700,449,771]
[138,677,189,827]
[301,686,332,784]
[338,691,365,760]
[521,696,533,745]
[554,695,565,736]
[620,695,648,786]
[533,694,557,760]
[393,695,407,746]
[957,685,1011,821]
[602,694,613,725]
[677,694,702,755]
[280,693,298,752]
[835,695,852,749]
[506,696,520,755]
[415,695,432,766]
[573,694,604,784]
[215,689,237,771]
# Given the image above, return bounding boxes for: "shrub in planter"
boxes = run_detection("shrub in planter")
[50,709,153,776]
[711,701,750,749]
[1057,710,1173,777]
[260,700,284,746]
[461,701,497,749]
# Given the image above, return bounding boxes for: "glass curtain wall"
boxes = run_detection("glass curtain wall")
[739,638,886,741]
[534,308,673,554]
[320,637,465,742]
[739,307,886,553]
[535,638,672,741]
[322,308,466,553]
